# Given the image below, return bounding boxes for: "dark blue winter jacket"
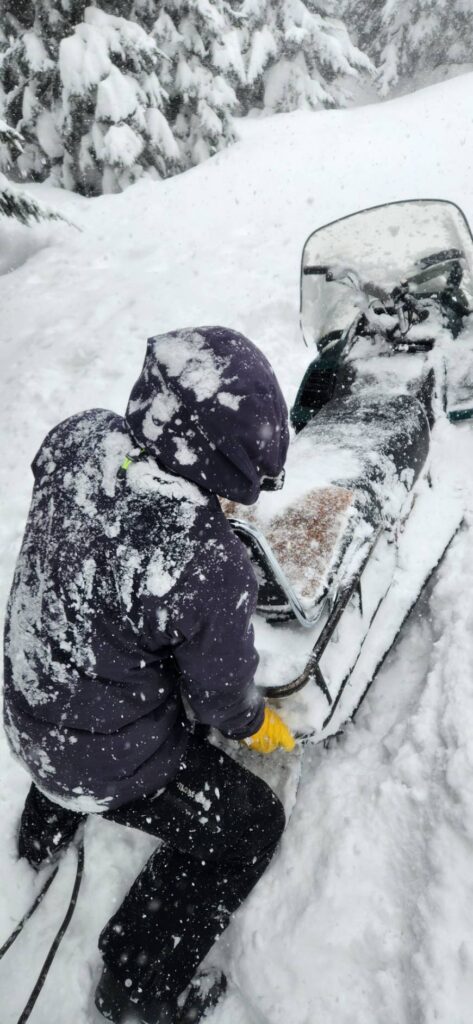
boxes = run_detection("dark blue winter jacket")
[3,327,288,811]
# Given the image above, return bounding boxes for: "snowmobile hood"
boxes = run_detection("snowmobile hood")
[125,327,289,504]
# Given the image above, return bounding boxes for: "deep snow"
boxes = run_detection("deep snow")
[3,72,473,1023]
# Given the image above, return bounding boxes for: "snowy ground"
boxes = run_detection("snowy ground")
[3,72,473,1023]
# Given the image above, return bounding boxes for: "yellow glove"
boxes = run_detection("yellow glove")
[245,706,295,754]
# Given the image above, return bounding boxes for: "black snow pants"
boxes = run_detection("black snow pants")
[19,733,286,1001]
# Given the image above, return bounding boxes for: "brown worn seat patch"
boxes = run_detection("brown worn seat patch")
[223,485,355,604]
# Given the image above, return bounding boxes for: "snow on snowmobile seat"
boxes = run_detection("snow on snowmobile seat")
[224,391,430,627]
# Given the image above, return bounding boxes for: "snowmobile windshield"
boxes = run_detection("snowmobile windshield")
[125,327,289,506]
[301,200,473,347]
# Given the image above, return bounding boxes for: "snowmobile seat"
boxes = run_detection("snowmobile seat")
[224,392,430,625]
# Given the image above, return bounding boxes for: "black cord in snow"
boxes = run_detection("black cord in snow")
[16,836,85,1024]
[0,865,59,960]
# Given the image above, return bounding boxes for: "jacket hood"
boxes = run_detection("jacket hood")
[125,327,289,504]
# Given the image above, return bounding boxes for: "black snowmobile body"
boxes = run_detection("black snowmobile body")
[225,200,473,738]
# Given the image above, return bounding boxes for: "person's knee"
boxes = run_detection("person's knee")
[233,780,286,864]
[263,787,286,849]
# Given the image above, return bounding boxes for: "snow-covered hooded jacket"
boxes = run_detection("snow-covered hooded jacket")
[3,327,289,811]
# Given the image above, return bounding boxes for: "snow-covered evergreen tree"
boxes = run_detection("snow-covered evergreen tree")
[0,116,23,170]
[153,1,245,165]
[337,0,384,64]
[0,3,179,194]
[130,0,159,32]
[0,2,83,182]
[60,7,180,194]
[378,0,473,94]
[238,0,373,113]
[0,171,63,221]
[0,118,62,222]
[0,1,34,47]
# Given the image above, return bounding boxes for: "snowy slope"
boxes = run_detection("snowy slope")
[3,72,473,1023]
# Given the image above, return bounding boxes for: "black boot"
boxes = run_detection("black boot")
[94,967,178,1024]
[178,970,227,1023]
[95,967,227,1024]
[18,784,85,868]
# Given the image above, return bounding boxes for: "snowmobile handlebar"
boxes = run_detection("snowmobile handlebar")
[304,264,397,306]
[304,250,466,299]
[304,252,470,346]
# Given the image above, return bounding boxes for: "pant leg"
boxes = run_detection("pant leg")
[99,734,285,1001]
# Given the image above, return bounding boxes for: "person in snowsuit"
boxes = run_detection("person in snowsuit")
[3,326,294,1023]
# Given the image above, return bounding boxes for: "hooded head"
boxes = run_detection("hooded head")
[125,326,289,505]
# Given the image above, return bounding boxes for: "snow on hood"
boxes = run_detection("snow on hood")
[125,326,289,504]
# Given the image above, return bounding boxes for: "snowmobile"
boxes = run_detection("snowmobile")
[224,199,473,740]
